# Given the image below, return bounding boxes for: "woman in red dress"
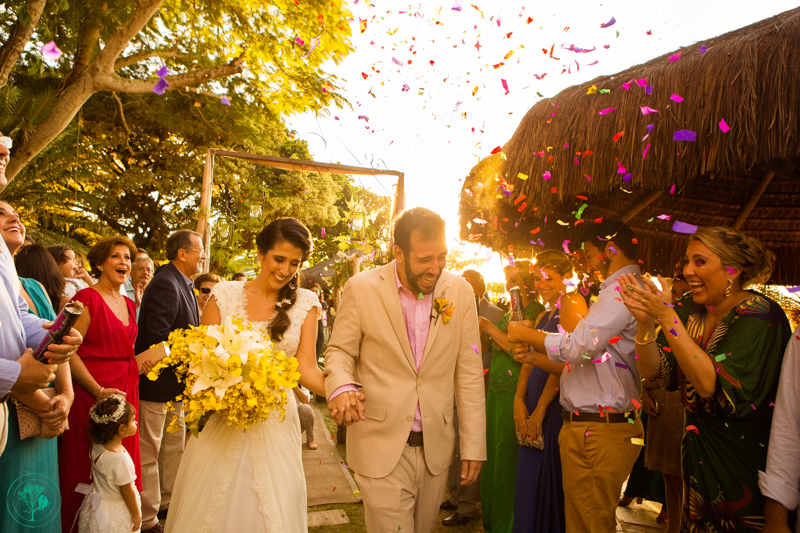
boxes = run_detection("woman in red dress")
[59,235,141,532]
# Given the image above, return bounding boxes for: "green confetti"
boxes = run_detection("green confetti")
[647,217,654,223]
[575,203,588,219]
[599,89,610,94]
[715,354,727,362]
[536,92,544,97]
[417,293,424,299]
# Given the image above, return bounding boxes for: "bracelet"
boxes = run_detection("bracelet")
[96,386,104,397]
[634,335,655,346]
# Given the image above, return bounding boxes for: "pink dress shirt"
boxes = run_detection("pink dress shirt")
[328,263,434,433]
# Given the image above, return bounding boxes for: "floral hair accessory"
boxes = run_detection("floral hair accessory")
[0,136,12,149]
[89,394,127,424]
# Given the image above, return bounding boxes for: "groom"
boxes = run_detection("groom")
[325,207,486,533]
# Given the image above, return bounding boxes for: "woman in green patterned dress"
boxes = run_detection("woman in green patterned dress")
[620,227,791,533]
[479,260,544,532]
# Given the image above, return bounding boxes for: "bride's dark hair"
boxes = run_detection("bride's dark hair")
[256,218,313,342]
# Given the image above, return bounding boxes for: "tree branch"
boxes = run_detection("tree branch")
[97,53,245,94]
[96,0,165,71]
[0,0,47,88]
[114,48,188,70]
[64,4,109,86]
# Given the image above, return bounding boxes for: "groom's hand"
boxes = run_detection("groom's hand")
[460,460,482,486]
[328,390,366,426]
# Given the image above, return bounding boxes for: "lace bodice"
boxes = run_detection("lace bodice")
[209,281,320,357]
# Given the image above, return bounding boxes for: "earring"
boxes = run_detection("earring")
[725,279,732,297]
[98,267,104,272]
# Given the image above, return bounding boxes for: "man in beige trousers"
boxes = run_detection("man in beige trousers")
[325,207,487,533]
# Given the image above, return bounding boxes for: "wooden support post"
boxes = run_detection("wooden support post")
[195,149,215,272]
[620,189,664,223]
[732,171,774,229]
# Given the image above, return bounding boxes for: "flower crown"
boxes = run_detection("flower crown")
[89,395,127,424]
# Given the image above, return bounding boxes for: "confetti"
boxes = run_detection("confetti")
[598,106,617,115]
[673,130,697,142]
[699,45,707,53]
[670,93,684,103]
[719,119,730,133]
[631,438,644,446]
[787,286,800,293]
[631,398,641,409]
[640,106,659,115]
[542,171,551,180]
[668,52,681,62]
[562,240,571,254]
[686,425,699,434]
[600,16,616,28]
[41,41,63,62]
[220,96,231,106]
[321,228,326,238]
[517,173,528,180]
[643,143,651,159]
[613,131,626,141]
[587,85,597,94]
[392,57,403,67]
[657,214,671,221]
[451,0,463,11]
[672,220,698,234]
[501,79,509,94]
[152,78,170,95]
[609,336,621,344]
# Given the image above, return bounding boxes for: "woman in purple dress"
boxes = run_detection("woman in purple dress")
[513,250,587,533]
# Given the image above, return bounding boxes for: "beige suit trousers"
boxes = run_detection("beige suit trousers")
[139,400,185,530]
[355,444,449,533]
[0,403,7,457]
[559,418,644,533]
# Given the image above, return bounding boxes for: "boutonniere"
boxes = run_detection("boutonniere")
[431,290,455,325]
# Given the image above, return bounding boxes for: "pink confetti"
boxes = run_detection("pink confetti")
[669,184,675,195]
[562,240,571,254]
[617,161,626,174]
[719,119,730,133]
[620,80,633,90]
[640,106,659,115]
[41,41,62,62]
[670,93,684,103]
[669,52,681,62]
[600,16,616,28]
[598,106,617,115]
[501,79,509,94]
[295,37,305,46]
[392,57,403,67]
[643,143,651,159]
[321,228,326,238]
[542,171,551,180]
[657,214,671,221]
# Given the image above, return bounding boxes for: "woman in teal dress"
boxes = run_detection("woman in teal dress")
[621,227,791,533]
[0,213,71,533]
[478,260,544,532]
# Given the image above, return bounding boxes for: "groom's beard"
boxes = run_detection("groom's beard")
[404,260,441,295]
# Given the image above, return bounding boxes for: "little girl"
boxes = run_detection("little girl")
[77,395,142,533]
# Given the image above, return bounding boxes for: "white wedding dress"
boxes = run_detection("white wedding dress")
[164,282,320,533]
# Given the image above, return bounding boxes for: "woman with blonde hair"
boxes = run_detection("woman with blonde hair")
[513,250,587,533]
[620,227,791,533]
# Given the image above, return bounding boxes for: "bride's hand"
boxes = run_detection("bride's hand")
[328,390,366,426]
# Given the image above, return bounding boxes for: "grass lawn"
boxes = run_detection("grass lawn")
[309,402,484,533]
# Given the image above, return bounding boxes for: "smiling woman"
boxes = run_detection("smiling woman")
[58,235,143,533]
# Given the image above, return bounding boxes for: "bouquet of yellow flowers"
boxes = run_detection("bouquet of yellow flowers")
[147,317,300,435]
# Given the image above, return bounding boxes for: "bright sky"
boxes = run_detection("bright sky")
[287,0,797,284]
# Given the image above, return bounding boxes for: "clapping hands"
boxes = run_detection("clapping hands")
[328,390,368,427]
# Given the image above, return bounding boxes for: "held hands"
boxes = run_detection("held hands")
[641,388,658,417]
[618,273,673,325]
[477,316,492,333]
[41,323,83,365]
[328,390,368,426]
[38,393,72,428]
[512,344,534,364]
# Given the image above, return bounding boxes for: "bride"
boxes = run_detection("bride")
[164,218,363,533]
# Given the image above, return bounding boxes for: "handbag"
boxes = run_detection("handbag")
[13,387,61,440]
[516,430,545,450]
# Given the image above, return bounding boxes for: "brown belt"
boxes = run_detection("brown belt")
[407,431,424,447]
[562,409,639,424]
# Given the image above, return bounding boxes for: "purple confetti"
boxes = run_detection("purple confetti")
[220,96,231,106]
[451,0,463,11]
[152,78,170,95]
[699,45,707,53]
[673,130,697,142]
[623,173,633,183]
[156,65,170,78]
[669,328,678,337]
[642,123,654,141]
[615,362,628,369]
[787,285,800,293]
[645,85,654,95]
[600,17,616,28]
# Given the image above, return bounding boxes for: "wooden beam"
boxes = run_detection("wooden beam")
[732,171,774,229]
[620,189,664,222]
[195,150,215,272]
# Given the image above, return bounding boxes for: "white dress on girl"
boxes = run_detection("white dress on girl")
[164,283,320,533]
[78,443,141,533]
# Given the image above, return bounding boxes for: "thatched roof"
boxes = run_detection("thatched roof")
[459,7,800,285]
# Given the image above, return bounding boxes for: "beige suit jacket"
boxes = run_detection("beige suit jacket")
[324,262,486,479]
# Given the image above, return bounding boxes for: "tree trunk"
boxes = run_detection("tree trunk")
[5,76,96,181]
[0,0,47,88]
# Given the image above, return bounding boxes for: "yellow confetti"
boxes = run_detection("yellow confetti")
[517,173,528,180]
[504,50,514,60]
[587,84,597,94]
[472,86,479,96]
[631,438,644,446]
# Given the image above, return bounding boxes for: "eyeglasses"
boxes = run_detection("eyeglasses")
[199,287,212,294]
[183,248,204,254]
